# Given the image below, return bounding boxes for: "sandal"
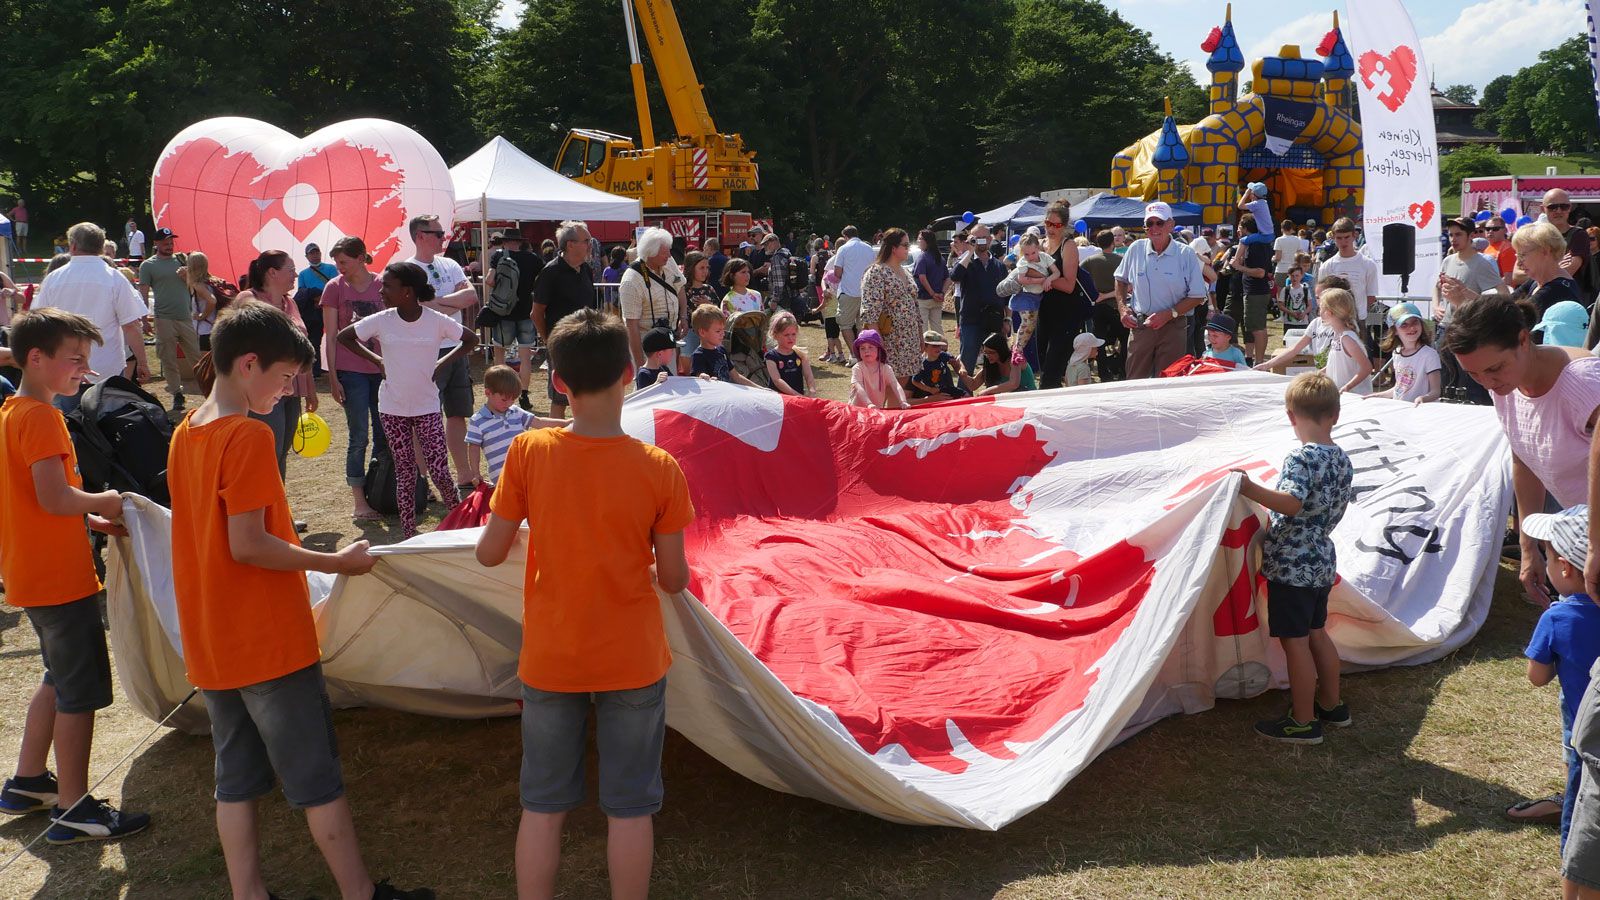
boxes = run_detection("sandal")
[1505,794,1563,825]
[352,511,383,523]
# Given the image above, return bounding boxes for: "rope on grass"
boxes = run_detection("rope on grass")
[0,687,198,876]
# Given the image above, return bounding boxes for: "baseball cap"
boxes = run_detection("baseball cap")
[739,241,753,250]
[1387,302,1424,326]
[921,329,947,347]
[1204,312,1238,334]
[641,327,677,354]
[1247,182,1269,197]
[153,227,178,241]
[1144,202,1174,222]
[303,241,320,253]
[762,232,780,245]
[1202,227,1216,236]
[1522,504,1590,567]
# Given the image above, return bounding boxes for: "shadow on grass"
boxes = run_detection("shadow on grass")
[10,569,1552,899]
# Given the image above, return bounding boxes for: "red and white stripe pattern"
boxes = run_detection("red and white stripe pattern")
[691,148,709,189]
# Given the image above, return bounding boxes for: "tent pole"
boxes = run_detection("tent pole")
[480,195,489,306]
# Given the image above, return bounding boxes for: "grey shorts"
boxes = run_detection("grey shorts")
[836,293,862,329]
[432,349,474,418]
[492,317,538,349]
[1565,759,1600,889]
[203,662,345,808]
[27,596,113,714]
[519,678,667,818]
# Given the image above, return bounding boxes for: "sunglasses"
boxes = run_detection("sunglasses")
[1045,221,1065,229]
[418,229,447,237]
[1144,219,1167,228]
[1547,203,1572,211]
[1488,225,1506,232]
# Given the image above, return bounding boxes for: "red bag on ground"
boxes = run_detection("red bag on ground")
[437,482,494,531]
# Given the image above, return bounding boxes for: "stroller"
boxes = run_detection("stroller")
[727,310,772,389]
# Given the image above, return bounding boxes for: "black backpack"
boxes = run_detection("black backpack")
[66,376,175,505]
[363,449,433,517]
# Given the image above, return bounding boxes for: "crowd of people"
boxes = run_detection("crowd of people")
[6,183,1600,898]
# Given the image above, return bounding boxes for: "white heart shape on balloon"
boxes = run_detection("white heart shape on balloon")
[151,117,456,282]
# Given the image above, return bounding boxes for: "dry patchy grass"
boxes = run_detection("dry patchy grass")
[0,316,1572,898]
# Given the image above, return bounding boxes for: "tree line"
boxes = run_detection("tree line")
[1,0,1202,236]
[1476,34,1600,154]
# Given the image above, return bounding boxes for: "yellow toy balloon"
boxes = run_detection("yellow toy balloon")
[292,411,332,459]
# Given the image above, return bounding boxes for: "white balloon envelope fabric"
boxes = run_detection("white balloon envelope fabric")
[107,372,1512,829]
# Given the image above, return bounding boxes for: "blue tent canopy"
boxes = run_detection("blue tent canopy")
[971,196,1049,229]
[1068,193,1203,228]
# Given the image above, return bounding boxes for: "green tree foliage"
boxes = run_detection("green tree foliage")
[1475,35,1599,153]
[1439,145,1510,192]
[1441,84,1476,106]
[483,0,1201,227]
[0,0,495,230]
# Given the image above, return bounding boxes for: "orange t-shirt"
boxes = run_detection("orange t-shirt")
[167,413,318,690]
[0,396,101,607]
[1487,241,1517,278]
[491,428,694,692]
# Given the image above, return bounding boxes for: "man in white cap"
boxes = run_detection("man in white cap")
[1114,202,1207,378]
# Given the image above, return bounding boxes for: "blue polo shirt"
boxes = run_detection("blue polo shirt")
[1114,238,1206,317]
[297,262,337,292]
[1527,594,1600,725]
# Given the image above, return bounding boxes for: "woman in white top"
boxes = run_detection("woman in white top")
[619,226,685,371]
[182,251,218,350]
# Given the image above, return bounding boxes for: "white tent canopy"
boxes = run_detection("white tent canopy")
[449,136,641,224]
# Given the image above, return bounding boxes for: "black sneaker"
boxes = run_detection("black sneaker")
[1253,714,1323,745]
[518,390,533,412]
[45,795,151,844]
[372,880,435,900]
[170,393,185,411]
[0,771,58,815]
[1316,701,1352,728]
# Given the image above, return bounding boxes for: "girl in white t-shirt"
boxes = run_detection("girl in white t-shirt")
[720,258,763,315]
[1368,302,1442,405]
[1257,287,1372,393]
[338,262,479,538]
[181,251,218,349]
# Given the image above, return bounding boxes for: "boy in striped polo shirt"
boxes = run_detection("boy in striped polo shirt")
[467,365,563,485]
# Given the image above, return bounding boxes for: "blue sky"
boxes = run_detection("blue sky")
[497,1,1586,96]
[1114,0,1585,93]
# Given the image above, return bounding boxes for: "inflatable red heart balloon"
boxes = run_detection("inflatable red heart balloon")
[151,117,456,284]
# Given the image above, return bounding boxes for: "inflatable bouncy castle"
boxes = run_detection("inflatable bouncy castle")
[1111,7,1363,229]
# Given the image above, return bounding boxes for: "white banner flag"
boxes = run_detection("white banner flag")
[1588,0,1600,127]
[1345,0,1441,302]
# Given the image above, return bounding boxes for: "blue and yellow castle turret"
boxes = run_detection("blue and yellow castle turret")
[1153,99,1190,204]
[1109,9,1363,228]
[1206,5,1246,117]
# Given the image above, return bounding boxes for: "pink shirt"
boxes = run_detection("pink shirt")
[849,360,907,409]
[1494,355,1600,507]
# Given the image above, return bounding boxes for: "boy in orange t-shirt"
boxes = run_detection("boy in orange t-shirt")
[477,308,693,900]
[167,301,432,900]
[0,309,149,843]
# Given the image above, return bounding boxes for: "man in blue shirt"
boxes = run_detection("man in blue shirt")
[948,224,1009,373]
[295,243,337,374]
[703,237,729,289]
[1114,202,1207,379]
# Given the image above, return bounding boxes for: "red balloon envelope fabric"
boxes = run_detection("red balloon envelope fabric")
[107,372,1511,829]
[150,117,455,282]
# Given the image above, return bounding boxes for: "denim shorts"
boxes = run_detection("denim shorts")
[28,596,113,714]
[492,317,538,349]
[519,678,667,818]
[203,663,345,808]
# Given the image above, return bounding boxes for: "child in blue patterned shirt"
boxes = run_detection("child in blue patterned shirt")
[466,365,563,485]
[1234,371,1355,745]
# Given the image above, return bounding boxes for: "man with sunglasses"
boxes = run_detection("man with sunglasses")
[1113,202,1207,379]
[404,214,481,498]
[1543,189,1592,302]
[1482,217,1517,290]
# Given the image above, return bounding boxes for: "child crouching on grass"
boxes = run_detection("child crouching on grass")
[0,309,148,844]
[476,309,693,900]
[169,300,431,900]
[1234,372,1355,745]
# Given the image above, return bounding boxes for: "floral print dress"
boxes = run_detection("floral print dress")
[860,262,924,379]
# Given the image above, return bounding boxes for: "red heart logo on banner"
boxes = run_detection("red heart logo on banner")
[1408,200,1435,229]
[151,117,456,284]
[1357,46,1418,113]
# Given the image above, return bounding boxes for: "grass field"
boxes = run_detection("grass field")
[0,315,1575,899]
[1443,150,1600,213]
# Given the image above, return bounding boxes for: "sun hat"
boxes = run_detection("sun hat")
[1532,300,1590,349]
[921,329,947,347]
[1522,504,1590,567]
[852,329,886,361]
[1069,332,1106,367]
